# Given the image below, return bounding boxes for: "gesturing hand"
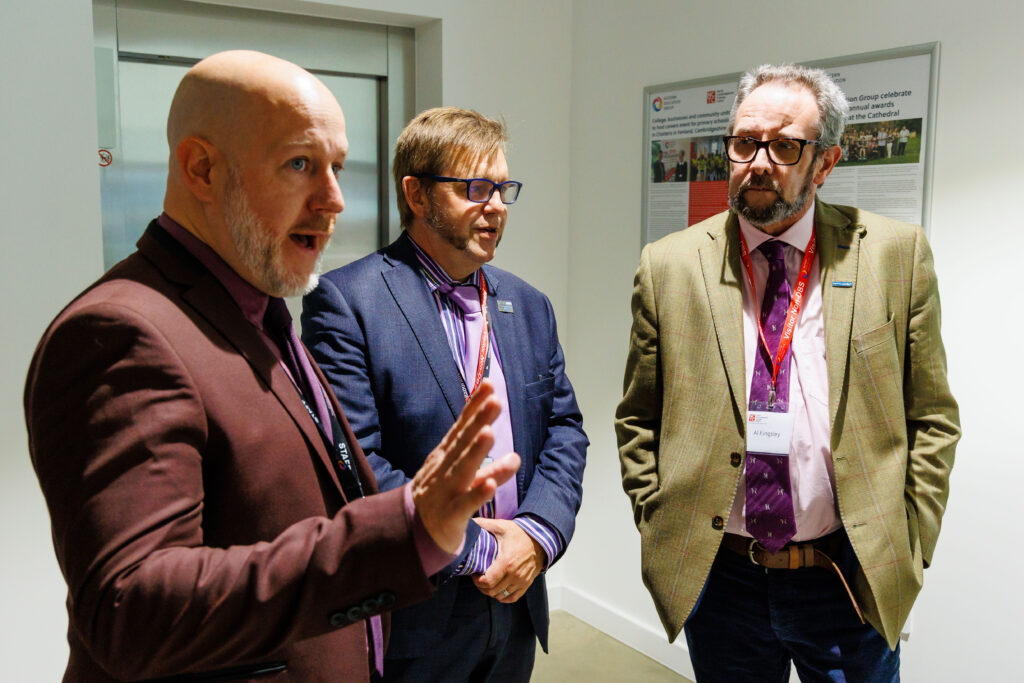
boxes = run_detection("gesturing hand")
[411,380,520,554]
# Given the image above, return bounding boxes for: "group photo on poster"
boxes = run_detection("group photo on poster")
[838,118,922,166]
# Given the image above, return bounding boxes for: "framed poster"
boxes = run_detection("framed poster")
[641,43,939,246]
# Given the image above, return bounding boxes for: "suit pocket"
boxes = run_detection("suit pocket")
[904,498,926,581]
[852,315,895,354]
[523,374,555,400]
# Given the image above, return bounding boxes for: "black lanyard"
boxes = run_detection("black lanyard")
[299,388,365,501]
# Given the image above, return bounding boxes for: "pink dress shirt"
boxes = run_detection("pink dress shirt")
[726,201,843,541]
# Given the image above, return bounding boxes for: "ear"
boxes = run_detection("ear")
[812,145,842,186]
[175,135,221,203]
[402,175,430,219]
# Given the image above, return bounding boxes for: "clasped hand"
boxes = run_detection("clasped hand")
[472,518,545,603]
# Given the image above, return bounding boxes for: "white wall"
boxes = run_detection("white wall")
[562,1,1023,681]
[4,0,1021,680]
[0,1,105,679]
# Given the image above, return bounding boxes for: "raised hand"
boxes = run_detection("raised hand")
[411,380,521,554]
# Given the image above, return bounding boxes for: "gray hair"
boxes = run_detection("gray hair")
[727,64,849,148]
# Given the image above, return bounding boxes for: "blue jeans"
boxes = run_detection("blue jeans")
[684,533,899,682]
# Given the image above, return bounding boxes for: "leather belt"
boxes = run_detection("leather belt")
[720,532,865,624]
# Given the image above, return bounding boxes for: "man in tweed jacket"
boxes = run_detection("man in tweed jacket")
[616,64,959,681]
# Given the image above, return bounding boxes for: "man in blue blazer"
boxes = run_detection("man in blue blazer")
[302,107,588,681]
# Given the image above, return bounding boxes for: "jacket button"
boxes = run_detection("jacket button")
[730,452,741,467]
[377,592,396,609]
[328,611,348,628]
[362,598,380,615]
[711,516,724,530]
[347,606,365,622]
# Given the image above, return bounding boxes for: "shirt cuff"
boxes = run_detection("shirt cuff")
[513,514,564,569]
[404,483,461,577]
[452,527,498,575]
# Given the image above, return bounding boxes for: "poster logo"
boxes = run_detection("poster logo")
[706,90,716,104]
[652,96,663,112]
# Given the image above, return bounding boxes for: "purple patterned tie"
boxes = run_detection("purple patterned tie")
[745,240,796,553]
[446,284,518,519]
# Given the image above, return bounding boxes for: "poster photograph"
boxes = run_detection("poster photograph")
[642,45,938,245]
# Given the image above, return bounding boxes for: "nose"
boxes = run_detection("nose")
[748,144,773,175]
[311,170,345,214]
[482,185,506,214]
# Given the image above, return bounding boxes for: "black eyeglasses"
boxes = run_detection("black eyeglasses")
[413,174,523,204]
[722,136,821,166]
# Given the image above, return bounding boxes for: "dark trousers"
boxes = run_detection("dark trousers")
[381,578,536,683]
[684,532,899,682]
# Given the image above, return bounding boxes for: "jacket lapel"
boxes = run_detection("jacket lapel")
[138,224,346,498]
[381,234,466,421]
[815,201,865,433]
[699,215,747,416]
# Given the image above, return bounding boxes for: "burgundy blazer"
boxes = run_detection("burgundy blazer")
[25,223,433,682]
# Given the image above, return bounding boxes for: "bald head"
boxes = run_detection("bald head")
[167,50,339,169]
[163,50,348,296]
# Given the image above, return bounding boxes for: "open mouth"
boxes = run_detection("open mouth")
[290,233,322,251]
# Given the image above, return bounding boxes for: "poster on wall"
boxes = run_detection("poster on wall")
[642,44,939,246]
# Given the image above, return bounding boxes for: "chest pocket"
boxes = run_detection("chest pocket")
[852,314,895,355]
[524,374,555,400]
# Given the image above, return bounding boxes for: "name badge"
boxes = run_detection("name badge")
[746,411,794,455]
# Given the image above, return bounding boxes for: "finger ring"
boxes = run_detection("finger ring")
[501,589,510,597]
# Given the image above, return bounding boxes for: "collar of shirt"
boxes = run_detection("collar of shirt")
[737,198,816,255]
[157,212,271,329]
[407,234,487,294]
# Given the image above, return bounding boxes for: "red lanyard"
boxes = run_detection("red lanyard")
[738,230,816,407]
[464,272,490,402]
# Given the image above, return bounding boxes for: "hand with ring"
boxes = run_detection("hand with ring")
[472,518,545,604]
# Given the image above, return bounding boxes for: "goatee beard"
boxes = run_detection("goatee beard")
[424,197,503,252]
[729,164,815,230]
[426,204,469,252]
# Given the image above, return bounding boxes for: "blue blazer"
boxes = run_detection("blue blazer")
[301,232,588,657]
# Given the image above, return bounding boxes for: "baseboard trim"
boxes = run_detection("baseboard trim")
[547,584,695,679]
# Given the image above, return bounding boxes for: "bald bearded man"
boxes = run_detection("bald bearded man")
[25,51,518,683]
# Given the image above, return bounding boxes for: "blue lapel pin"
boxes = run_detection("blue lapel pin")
[497,299,514,313]
[832,281,853,288]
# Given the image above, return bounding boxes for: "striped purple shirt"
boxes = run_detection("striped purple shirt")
[408,237,564,572]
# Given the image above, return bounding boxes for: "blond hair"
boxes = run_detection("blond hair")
[393,107,508,227]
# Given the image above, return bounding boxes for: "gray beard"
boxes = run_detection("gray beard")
[225,168,325,298]
[729,163,816,230]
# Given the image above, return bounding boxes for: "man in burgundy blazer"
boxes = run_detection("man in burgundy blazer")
[24,51,517,682]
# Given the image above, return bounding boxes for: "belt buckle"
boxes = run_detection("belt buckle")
[747,539,764,566]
